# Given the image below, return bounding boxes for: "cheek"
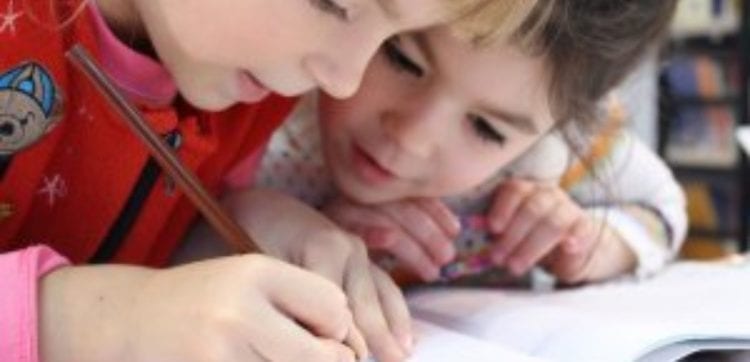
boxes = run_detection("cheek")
[430,160,501,195]
[428,151,509,196]
[318,82,386,133]
[319,97,357,135]
[154,1,307,66]
[427,143,527,196]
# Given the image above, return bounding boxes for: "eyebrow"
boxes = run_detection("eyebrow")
[481,106,539,135]
[376,0,401,20]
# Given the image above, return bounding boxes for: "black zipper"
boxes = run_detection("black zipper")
[90,130,182,263]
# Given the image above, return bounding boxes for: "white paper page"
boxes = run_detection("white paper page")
[408,261,750,362]
[406,319,548,362]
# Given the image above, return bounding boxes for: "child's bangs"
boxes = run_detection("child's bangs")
[446,0,550,47]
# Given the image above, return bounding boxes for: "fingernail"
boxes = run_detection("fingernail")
[448,217,461,237]
[440,243,457,264]
[424,266,440,281]
[400,333,414,354]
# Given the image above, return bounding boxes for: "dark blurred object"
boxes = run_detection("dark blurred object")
[659,0,750,254]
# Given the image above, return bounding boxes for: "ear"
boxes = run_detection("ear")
[31,66,45,103]
[12,65,34,88]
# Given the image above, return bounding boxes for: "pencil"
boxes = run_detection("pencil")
[67,45,373,360]
[66,45,259,254]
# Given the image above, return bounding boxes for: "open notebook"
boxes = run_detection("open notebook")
[405,259,750,362]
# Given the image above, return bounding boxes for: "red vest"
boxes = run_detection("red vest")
[0,0,295,266]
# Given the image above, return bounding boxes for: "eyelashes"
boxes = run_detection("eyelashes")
[470,115,506,145]
[382,38,506,146]
[309,0,349,21]
[382,39,425,77]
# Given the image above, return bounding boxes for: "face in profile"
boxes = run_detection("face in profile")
[132,0,451,110]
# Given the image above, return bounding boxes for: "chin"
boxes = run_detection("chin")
[338,181,400,205]
[179,89,235,112]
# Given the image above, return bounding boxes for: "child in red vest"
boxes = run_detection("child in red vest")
[0,0,538,361]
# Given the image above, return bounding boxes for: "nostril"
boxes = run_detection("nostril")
[0,122,15,136]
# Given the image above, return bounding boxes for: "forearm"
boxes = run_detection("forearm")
[223,187,341,261]
[586,204,674,279]
[40,265,155,362]
[583,224,637,282]
[569,130,686,276]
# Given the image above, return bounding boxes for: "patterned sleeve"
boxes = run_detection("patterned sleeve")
[446,98,687,279]
[563,128,688,278]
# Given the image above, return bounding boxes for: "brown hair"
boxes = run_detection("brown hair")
[513,0,678,129]
[509,1,678,236]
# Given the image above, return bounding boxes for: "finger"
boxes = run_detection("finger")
[381,226,441,281]
[346,258,407,362]
[414,198,461,238]
[343,318,370,362]
[220,332,269,362]
[549,220,598,283]
[264,260,352,342]
[300,235,351,287]
[383,202,455,265]
[563,217,598,255]
[250,303,357,362]
[305,238,371,360]
[487,179,535,234]
[504,202,578,276]
[326,201,397,247]
[491,190,557,265]
[371,263,414,354]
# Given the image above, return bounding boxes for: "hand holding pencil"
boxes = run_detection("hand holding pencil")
[66,45,372,361]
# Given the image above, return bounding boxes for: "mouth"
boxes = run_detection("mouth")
[236,71,271,103]
[350,144,397,185]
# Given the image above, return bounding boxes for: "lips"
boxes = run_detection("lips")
[236,71,270,103]
[351,144,397,185]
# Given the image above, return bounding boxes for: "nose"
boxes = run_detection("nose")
[381,98,447,159]
[303,33,383,99]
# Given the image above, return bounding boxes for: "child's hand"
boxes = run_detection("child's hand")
[487,178,636,284]
[487,178,598,280]
[41,255,364,362]
[226,189,414,362]
[324,197,460,282]
[541,220,637,284]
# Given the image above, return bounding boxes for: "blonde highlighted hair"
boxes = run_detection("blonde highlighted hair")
[446,0,550,46]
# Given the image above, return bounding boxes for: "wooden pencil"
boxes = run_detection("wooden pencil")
[66,44,258,254]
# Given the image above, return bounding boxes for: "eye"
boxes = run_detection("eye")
[309,0,349,21]
[382,38,425,77]
[469,114,506,145]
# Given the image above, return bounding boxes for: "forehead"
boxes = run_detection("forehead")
[384,0,459,31]
[422,28,555,129]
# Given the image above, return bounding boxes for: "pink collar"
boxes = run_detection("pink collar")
[88,3,178,108]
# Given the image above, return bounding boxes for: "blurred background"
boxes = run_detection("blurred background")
[623,0,749,260]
